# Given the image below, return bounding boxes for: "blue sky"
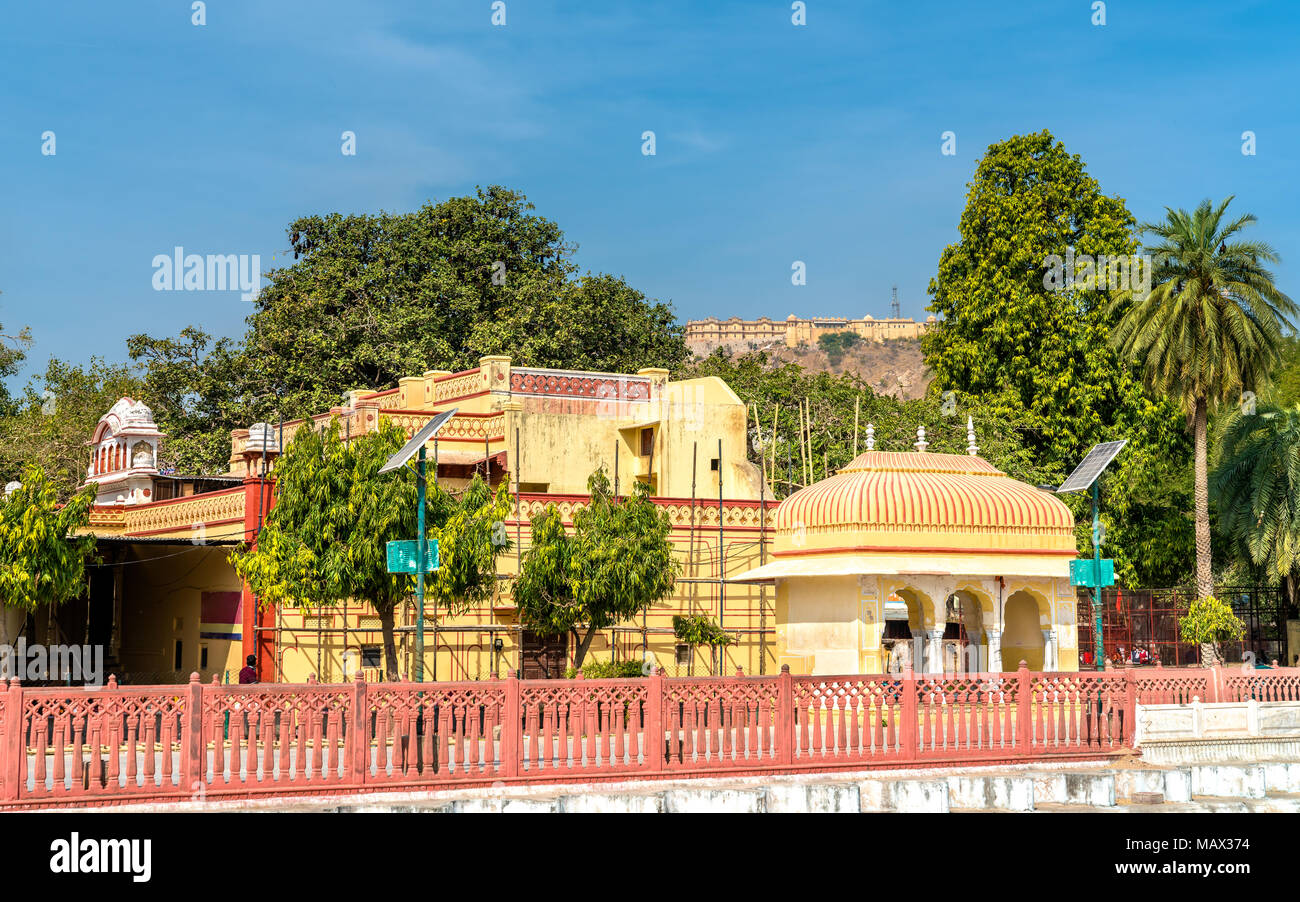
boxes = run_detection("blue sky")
[2,0,1298,387]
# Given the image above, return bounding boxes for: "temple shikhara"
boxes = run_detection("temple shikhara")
[46,355,1079,684]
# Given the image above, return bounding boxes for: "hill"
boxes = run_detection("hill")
[693,337,932,400]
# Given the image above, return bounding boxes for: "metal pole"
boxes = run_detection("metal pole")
[1092,480,1105,672]
[717,437,724,676]
[415,444,427,682]
[432,437,439,682]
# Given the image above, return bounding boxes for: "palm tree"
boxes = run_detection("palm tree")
[1213,402,1300,612]
[1111,197,1297,600]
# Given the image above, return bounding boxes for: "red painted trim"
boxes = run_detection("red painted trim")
[771,544,1078,557]
[380,408,499,418]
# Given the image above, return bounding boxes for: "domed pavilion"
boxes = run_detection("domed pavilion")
[734,421,1082,675]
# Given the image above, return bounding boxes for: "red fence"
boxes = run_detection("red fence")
[1130,665,1300,705]
[1,663,1290,809]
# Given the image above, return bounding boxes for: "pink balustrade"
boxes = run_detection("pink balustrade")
[2,664,1298,808]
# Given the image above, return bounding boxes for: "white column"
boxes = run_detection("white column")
[987,632,1003,673]
[1042,629,1058,672]
[927,630,944,674]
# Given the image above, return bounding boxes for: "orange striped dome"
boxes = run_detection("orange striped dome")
[774,451,1075,556]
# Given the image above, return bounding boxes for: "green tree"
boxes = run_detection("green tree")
[921,131,1196,587]
[126,327,252,475]
[1,299,32,416]
[1263,334,1300,407]
[672,614,734,675]
[1212,403,1300,608]
[514,470,680,670]
[817,331,861,366]
[238,186,687,420]
[0,465,97,646]
[923,130,1140,471]
[1111,197,1298,600]
[1178,595,1246,667]
[0,357,144,497]
[230,420,511,679]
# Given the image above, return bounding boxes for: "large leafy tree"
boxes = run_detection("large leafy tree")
[1212,403,1300,608]
[922,131,1196,587]
[237,186,687,420]
[130,187,688,471]
[514,470,679,670]
[0,356,144,498]
[1111,197,1298,599]
[126,327,251,475]
[0,465,97,646]
[231,420,512,679]
[1,297,32,416]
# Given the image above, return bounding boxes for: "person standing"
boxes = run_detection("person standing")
[238,654,257,684]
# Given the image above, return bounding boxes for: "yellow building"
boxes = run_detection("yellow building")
[734,421,1081,675]
[63,358,778,684]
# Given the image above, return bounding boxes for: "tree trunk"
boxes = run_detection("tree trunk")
[1200,642,1221,668]
[572,627,598,671]
[1192,398,1214,601]
[377,603,400,681]
[0,605,26,650]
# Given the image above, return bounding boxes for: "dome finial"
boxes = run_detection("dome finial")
[967,415,979,456]
[865,422,875,451]
[914,425,928,453]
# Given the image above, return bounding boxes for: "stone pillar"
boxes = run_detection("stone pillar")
[1042,629,1058,672]
[987,631,1003,673]
[926,630,945,674]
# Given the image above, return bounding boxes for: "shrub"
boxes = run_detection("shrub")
[1178,595,1246,666]
[564,659,647,679]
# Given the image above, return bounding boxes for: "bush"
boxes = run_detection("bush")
[564,660,647,679]
[1178,595,1247,645]
[673,614,734,647]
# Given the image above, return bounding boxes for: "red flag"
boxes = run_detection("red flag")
[1116,587,1123,613]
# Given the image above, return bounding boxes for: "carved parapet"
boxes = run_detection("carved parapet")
[122,487,246,538]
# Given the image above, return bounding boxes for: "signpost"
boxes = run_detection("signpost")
[1058,441,1126,671]
[378,408,457,682]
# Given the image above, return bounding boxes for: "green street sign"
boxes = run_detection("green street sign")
[1070,557,1114,589]
[386,539,439,574]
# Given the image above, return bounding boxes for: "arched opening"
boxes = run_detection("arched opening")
[881,587,937,673]
[1002,591,1046,671]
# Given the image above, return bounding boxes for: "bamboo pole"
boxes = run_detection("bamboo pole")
[804,397,812,485]
[854,395,860,458]
[764,402,774,488]
[798,402,807,486]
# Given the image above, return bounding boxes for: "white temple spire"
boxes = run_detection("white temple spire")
[967,415,979,456]
[865,422,875,451]
[914,425,928,453]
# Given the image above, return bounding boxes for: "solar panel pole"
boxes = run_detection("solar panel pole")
[1091,480,1104,672]
[415,444,427,682]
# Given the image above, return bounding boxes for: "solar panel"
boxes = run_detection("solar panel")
[378,408,459,474]
[1057,440,1127,493]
